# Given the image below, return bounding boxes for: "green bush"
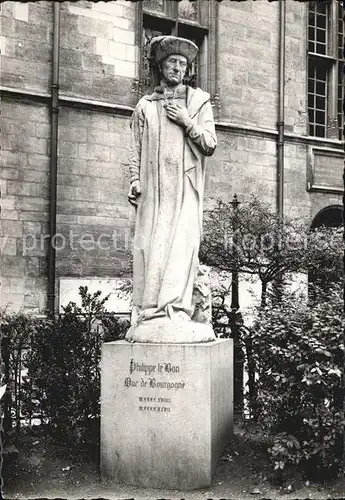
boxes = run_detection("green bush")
[2,287,129,443]
[0,312,50,435]
[201,196,342,308]
[250,285,344,480]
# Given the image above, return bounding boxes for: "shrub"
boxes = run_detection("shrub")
[2,287,129,443]
[0,312,51,435]
[250,285,344,480]
[201,196,343,307]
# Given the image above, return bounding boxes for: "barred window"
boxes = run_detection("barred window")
[307,0,344,140]
[308,63,328,137]
[308,1,328,55]
[138,0,217,95]
[337,5,344,139]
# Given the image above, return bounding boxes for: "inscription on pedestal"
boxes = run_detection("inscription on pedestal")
[138,396,172,412]
[101,339,234,489]
[124,358,186,413]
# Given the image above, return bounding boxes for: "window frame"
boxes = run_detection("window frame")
[307,0,344,140]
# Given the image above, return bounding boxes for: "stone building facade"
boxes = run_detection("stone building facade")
[0,0,343,312]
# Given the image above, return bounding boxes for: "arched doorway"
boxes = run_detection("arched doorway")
[309,205,343,297]
[310,205,344,229]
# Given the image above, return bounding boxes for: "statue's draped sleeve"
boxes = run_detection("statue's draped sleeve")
[129,102,145,183]
[185,100,217,157]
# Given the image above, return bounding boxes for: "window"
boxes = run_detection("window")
[337,5,344,139]
[136,0,218,98]
[308,0,344,140]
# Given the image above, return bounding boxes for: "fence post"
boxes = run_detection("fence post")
[15,345,22,434]
[232,313,245,416]
[2,336,12,434]
[229,194,244,415]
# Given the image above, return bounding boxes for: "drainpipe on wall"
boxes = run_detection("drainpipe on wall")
[47,2,60,315]
[277,0,286,222]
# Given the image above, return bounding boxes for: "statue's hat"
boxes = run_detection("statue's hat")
[148,36,198,65]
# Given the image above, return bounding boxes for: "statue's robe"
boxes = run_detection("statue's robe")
[129,85,216,325]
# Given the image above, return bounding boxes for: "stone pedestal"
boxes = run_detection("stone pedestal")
[100,339,233,490]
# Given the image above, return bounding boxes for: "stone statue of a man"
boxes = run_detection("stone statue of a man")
[126,36,217,343]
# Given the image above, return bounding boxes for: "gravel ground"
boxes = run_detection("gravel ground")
[3,424,345,500]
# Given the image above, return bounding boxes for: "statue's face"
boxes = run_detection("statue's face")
[160,54,188,86]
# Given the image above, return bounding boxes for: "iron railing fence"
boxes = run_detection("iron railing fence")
[1,321,105,435]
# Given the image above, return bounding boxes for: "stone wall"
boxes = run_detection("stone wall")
[56,107,132,279]
[1,100,50,311]
[205,131,277,207]
[218,0,279,129]
[284,1,308,136]
[58,1,138,107]
[0,1,53,93]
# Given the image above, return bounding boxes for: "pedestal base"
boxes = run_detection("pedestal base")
[126,315,216,343]
[100,339,233,490]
